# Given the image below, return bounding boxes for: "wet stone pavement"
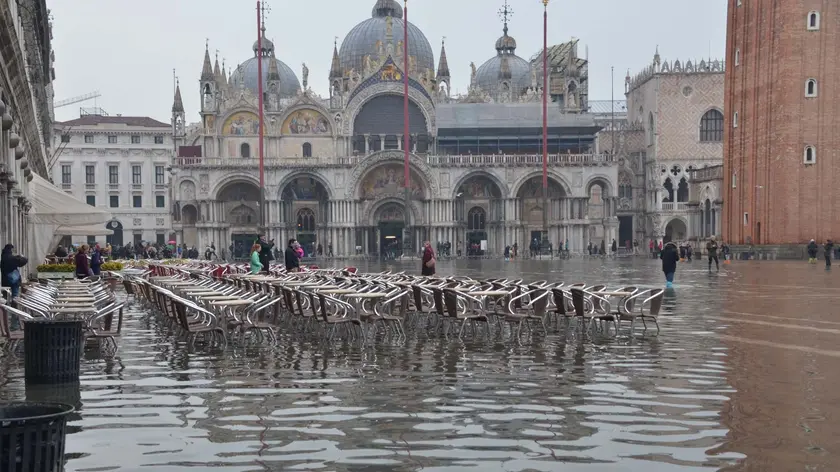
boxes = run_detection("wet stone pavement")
[1,257,839,471]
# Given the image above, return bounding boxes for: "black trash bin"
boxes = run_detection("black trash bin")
[24,321,84,385]
[0,402,75,472]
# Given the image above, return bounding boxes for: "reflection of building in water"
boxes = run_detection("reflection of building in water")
[169,0,716,255]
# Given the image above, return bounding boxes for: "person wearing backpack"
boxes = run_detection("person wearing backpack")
[1,244,28,301]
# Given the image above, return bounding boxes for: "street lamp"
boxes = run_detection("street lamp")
[541,0,550,251]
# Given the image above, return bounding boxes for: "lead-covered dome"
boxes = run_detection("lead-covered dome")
[339,0,435,76]
[230,33,301,98]
[475,24,531,97]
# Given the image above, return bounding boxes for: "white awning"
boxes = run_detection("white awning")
[29,173,112,225]
[54,225,114,237]
[28,174,113,270]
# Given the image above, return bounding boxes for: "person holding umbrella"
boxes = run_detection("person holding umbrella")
[256,235,275,273]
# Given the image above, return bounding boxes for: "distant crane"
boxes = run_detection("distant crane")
[54,91,101,108]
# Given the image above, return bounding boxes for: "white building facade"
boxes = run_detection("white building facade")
[51,115,174,247]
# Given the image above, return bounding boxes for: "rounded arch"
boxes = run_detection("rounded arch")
[214,178,261,201]
[281,175,331,201]
[296,207,317,232]
[210,174,261,200]
[663,217,688,243]
[467,206,487,231]
[353,94,428,135]
[278,105,335,136]
[585,176,615,197]
[362,197,422,227]
[511,171,571,198]
[346,150,438,199]
[105,219,124,247]
[181,204,198,225]
[276,171,334,200]
[178,179,197,201]
[344,84,436,136]
[452,171,507,199]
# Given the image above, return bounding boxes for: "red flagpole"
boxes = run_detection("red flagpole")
[542,1,549,240]
[403,0,411,244]
[257,1,266,228]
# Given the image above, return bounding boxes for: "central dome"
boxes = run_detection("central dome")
[230,35,301,99]
[339,0,435,77]
[475,24,531,97]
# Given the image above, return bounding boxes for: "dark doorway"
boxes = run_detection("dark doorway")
[297,233,317,257]
[618,216,633,248]
[379,222,404,260]
[466,231,487,257]
[106,220,124,247]
[231,233,258,260]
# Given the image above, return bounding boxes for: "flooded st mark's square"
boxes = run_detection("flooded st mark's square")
[1,258,838,471]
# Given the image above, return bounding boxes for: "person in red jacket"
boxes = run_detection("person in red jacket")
[421,241,436,276]
[75,245,92,279]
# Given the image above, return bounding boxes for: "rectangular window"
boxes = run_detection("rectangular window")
[108,135,118,144]
[87,236,97,246]
[85,165,95,185]
[85,195,96,206]
[133,195,142,208]
[154,135,164,144]
[731,172,737,188]
[156,233,166,245]
[155,195,165,208]
[743,212,749,226]
[155,165,165,184]
[60,134,70,143]
[84,135,94,144]
[108,165,119,184]
[109,195,119,208]
[131,165,142,184]
[61,165,71,185]
[131,135,141,144]
[133,233,143,246]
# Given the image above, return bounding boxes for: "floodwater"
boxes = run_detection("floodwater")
[1,257,839,471]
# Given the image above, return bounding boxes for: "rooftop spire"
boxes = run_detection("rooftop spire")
[330,36,342,79]
[172,79,184,113]
[494,1,517,54]
[436,37,450,78]
[499,0,512,37]
[213,50,222,78]
[221,58,228,86]
[267,50,281,81]
[201,40,214,81]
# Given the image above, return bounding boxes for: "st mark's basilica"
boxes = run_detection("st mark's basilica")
[169,0,622,256]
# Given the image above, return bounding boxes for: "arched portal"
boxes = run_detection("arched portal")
[281,176,330,255]
[516,176,566,249]
[358,164,426,201]
[456,174,503,256]
[374,202,407,259]
[217,181,261,257]
[181,204,198,248]
[106,220,123,247]
[353,95,430,153]
[664,218,687,243]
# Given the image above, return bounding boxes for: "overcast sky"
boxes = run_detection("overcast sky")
[50,0,726,123]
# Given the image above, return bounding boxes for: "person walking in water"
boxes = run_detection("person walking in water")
[824,240,834,269]
[421,241,436,276]
[706,237,720,272]
[661,242,679,289]
[807,239,819,264]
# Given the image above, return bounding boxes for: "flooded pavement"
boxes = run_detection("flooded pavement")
[1,258,839,471]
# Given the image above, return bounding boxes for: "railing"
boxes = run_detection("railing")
[61,182,71,189]
[661,202,689,211]
[131,183,143,191]
[425,153,612,167]
[108,183,119,190]
[689,165,723,182]
[85,183,96,190]
[173,153,613,168]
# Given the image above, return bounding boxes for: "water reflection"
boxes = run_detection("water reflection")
[1,258,838,469]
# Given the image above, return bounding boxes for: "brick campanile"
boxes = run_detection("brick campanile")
[723,0,840,245]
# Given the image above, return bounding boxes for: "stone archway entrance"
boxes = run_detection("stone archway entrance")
[106,220,124,247]
[664,218,687,243]
[375,203,406,259]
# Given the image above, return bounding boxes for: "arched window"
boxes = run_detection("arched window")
[618,174,633,199]
[808,11,820,30]
[648,112,655,145]
[804,145,816,164]
[677,178,689,203]
[240,143,251,158]
[806,79,818,97]
[467,207,486,231]
[297,208,316,232]
[302,142,312,158]
[734,48,740,66]
[663,178,674,202]
[700,109,724,142]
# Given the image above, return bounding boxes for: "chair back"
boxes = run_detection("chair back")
[431,288,446,317]
[571,288,587,317]
[646,289,664,316]
[551,288,567,315]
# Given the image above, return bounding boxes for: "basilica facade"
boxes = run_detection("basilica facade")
[169,0,621,256]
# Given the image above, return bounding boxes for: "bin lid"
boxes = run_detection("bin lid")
[0,402,75,424]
